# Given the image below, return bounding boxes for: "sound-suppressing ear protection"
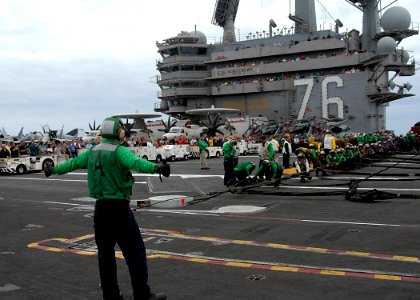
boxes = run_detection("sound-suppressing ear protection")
[118,120,126,140]
[101,117,125,139]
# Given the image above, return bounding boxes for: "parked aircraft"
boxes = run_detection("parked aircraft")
[42,125,83,141]
[162,124,207,139]
[185,105,241,136]
[0,127,24,142]
[82,121,101,143]
[112,113,162,139]
[157,116,178,134]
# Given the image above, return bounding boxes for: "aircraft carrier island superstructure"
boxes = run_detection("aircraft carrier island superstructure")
[154,0,418,133]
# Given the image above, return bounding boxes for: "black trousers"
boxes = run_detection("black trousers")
[94,200,151,300]
[282,154,290,169]
[234,170,247,182]
[224,158,234,185]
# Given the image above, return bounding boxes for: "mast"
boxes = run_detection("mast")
[289,0,317,33]
[212,0,240,43]
[345,0,381,51]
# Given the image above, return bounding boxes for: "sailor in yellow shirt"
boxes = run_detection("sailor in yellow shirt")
[323,129,336,155]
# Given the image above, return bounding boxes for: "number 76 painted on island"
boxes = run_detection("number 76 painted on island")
[294,75,344,120]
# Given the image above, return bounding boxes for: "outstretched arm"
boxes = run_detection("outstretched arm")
[117,146,157,174]
[52,149,91,175]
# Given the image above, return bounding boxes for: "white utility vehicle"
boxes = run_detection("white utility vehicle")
[162,125,206,140]
[0,155,68,174]
[129,145,167,162]
[246,143,262,154]
[162,144,190,161]
[190,146,223,158]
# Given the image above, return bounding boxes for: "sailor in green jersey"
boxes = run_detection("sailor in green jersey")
[335,149,347,170]
[198,135,209,169]
[307,144,318,162]
[257,136,274,179]
[356,133,366,144]
[254,159,283,186]
[344,145,355,169]
[222,137,237,186]
[326,150,341,168]
[233,162,256,184]
[365,132,376,144]
[44,117,168,300]
[408,131,417,151]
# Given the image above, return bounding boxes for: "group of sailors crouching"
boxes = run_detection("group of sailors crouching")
[223,135,283,187]
[300,130,419,178]
[223,129,420,187]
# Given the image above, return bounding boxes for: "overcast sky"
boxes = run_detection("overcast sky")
[0,0,419,135]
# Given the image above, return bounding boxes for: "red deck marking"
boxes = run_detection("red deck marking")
[300,268,322,274]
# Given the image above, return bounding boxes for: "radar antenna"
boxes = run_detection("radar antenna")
[211,0,240,43]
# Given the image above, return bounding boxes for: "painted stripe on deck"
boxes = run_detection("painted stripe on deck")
[28,228,420,266]
[28,238,420,283]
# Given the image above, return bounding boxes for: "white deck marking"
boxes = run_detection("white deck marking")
[142,208,420,228]
[0,177,146,184]
[265,185,420,192]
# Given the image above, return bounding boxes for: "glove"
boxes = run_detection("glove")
[155,161,170,177]
[44,161,54,177]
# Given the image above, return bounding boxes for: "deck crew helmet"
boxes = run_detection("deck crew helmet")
[100,117,125,139]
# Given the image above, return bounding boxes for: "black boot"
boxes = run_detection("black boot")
[149,293,167,300]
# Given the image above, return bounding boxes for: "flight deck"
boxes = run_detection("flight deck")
[1,154,420,299]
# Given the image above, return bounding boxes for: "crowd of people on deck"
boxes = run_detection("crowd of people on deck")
[0,139,99,158]
[222,129,420,187]
[2,130,419,188]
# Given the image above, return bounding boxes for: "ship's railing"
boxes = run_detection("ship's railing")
[158,71,210,83]
[207,38,346,63]
[205,26,347,45]
[160,87,210,98]
[211,67,366,96]
[212,79,294,96]
[157,55,210,66]
[205,24,302,45]
[208,53,364,80]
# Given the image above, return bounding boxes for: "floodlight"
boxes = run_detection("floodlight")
[404,82,413,91]
[269,19,277,28]
[388,80,396,90]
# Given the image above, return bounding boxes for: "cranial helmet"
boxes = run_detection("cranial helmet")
[100,117,125,139]
[297,152,305,158]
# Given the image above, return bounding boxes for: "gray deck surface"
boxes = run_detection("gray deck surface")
[1,154,420,299]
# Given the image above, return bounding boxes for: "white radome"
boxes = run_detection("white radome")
[381,6,411,31]
[376,36,396,54]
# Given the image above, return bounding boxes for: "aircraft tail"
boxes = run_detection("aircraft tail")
[59,124,64,139]
[1,127,8,137]
[16,127,24,140]
[42,125,50,134]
